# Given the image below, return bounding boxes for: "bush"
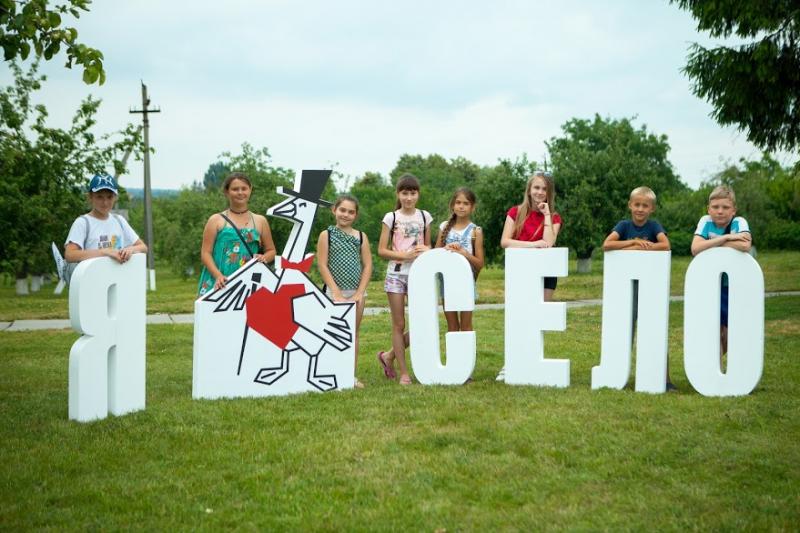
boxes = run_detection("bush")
[761,220,800,250]
[669,231,694,256]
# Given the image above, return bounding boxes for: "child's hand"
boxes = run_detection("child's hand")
[538,202,551,216]
[635,239,654,249]
[349,291,364,303]
[531,240,551,249]
[254,253,270,263]
[331,290,346,302]
[102,248,123,263]
[214,275,227,290]
[118,247,133,263]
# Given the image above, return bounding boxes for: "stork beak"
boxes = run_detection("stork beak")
[270,199,298,220]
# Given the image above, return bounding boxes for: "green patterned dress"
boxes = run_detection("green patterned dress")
[197,215,260,296]
[326,226,363,291]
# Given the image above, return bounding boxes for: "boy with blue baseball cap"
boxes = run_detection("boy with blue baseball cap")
[64,174,147,265]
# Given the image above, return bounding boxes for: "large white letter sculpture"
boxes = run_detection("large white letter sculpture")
[193,170,356,399]
[591,251,671,393]
[68,254,146,422]
[504,248,569,387]
[684,248,764,396]
[408,248,476,384]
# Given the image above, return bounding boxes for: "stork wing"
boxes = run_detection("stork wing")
[291,292,354,351]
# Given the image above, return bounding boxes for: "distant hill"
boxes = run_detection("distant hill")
[126,188,179,199]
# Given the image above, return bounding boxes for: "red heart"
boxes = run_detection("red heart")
[245,284,306,349]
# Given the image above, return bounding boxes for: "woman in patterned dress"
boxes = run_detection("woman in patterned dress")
[197,173,276,296]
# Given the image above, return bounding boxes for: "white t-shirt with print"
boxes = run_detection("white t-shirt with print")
[65,214,140,251]
[382,209,432,274]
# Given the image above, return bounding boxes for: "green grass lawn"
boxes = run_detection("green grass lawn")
[2,250,799,320]
[1,297,798,529]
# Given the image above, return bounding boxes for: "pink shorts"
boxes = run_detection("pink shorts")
[384,273,409,294]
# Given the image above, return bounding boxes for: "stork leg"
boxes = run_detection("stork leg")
[254,348,291,385]
[306,352,338,392]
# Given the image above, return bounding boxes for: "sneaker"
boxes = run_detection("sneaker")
[496,366,505,382]
[666,382,678,392]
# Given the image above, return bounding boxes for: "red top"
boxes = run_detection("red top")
[507,205,562,241]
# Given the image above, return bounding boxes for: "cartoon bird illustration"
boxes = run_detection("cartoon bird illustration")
[236,170,355,392]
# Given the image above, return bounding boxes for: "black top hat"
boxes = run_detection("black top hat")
[280,170,333,207]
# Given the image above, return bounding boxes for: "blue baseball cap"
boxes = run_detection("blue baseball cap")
[89,173,118,194]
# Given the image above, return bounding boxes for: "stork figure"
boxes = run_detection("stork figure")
[236,170,355,392]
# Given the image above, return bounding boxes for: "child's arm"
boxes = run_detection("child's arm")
[255,215,277,263]
[417,215,432,251]
[200,215,227,289]
[353,233,373,302]
[469,227,485,273]
[544,220,561,247]
[434,225,445,248]
[315,230,344,301]
[64,243,126,263]
[651,232,670,251]
[603,231,633,251]
[690,232,750,255]
[501,216,547,248]
[378,224,417,261]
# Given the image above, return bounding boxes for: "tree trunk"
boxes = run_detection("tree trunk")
[30,275,44,292]
[15,277,29,295]
[577,257,592,274]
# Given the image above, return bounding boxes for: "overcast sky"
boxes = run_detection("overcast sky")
[2,0,794,191]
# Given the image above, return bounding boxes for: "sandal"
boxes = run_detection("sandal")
[399,375,412,386]
[377,351,396,379]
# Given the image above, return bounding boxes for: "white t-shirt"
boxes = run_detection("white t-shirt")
[382,209,432,274]
[65,214,140,251]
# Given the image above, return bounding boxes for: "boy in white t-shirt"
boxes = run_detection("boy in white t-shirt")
[65,174,147,264]
[690,185,752,356]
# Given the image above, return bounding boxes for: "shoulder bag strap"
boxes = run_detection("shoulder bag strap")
[219,212,255,260]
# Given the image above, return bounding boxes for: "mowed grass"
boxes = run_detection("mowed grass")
[1,297,798,530]
[2,250,799,320]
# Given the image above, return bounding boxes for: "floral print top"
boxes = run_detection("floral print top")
[197,219,260,296]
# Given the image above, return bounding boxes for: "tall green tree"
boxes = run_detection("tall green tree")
[0,61,140,291]
[1,0,105,84]
[671,0,800,151]
[548,115,687,269]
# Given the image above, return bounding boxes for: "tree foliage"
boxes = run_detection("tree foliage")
[144,144,301,276]
[548,115,687,259]
[1,0,105,84]
[671,0,800,151]
[0,61,141,277]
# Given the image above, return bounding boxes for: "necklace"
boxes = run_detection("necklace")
[229,208,249,215]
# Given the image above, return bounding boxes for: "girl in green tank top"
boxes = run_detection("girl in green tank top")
[197,173,276,296]
[316,195,373,388]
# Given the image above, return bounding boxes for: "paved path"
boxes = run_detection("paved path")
[2,292,798,332]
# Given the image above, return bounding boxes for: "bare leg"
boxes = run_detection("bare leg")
[720,325,728,365]
[444,311,460,332]
[387,292,410,381]
[354,296,365,386]
[459,311,473,331]
[543,288,554,302]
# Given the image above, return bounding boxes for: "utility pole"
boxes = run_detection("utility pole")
[130,82,160,291]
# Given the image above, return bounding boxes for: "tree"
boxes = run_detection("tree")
[548,115,687,270]
[671,0,800,152]
[147,144,298,277]
[0,61,141,293]
[1,0,105,84]
[389,153,482,241]
[199,161,230,191]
